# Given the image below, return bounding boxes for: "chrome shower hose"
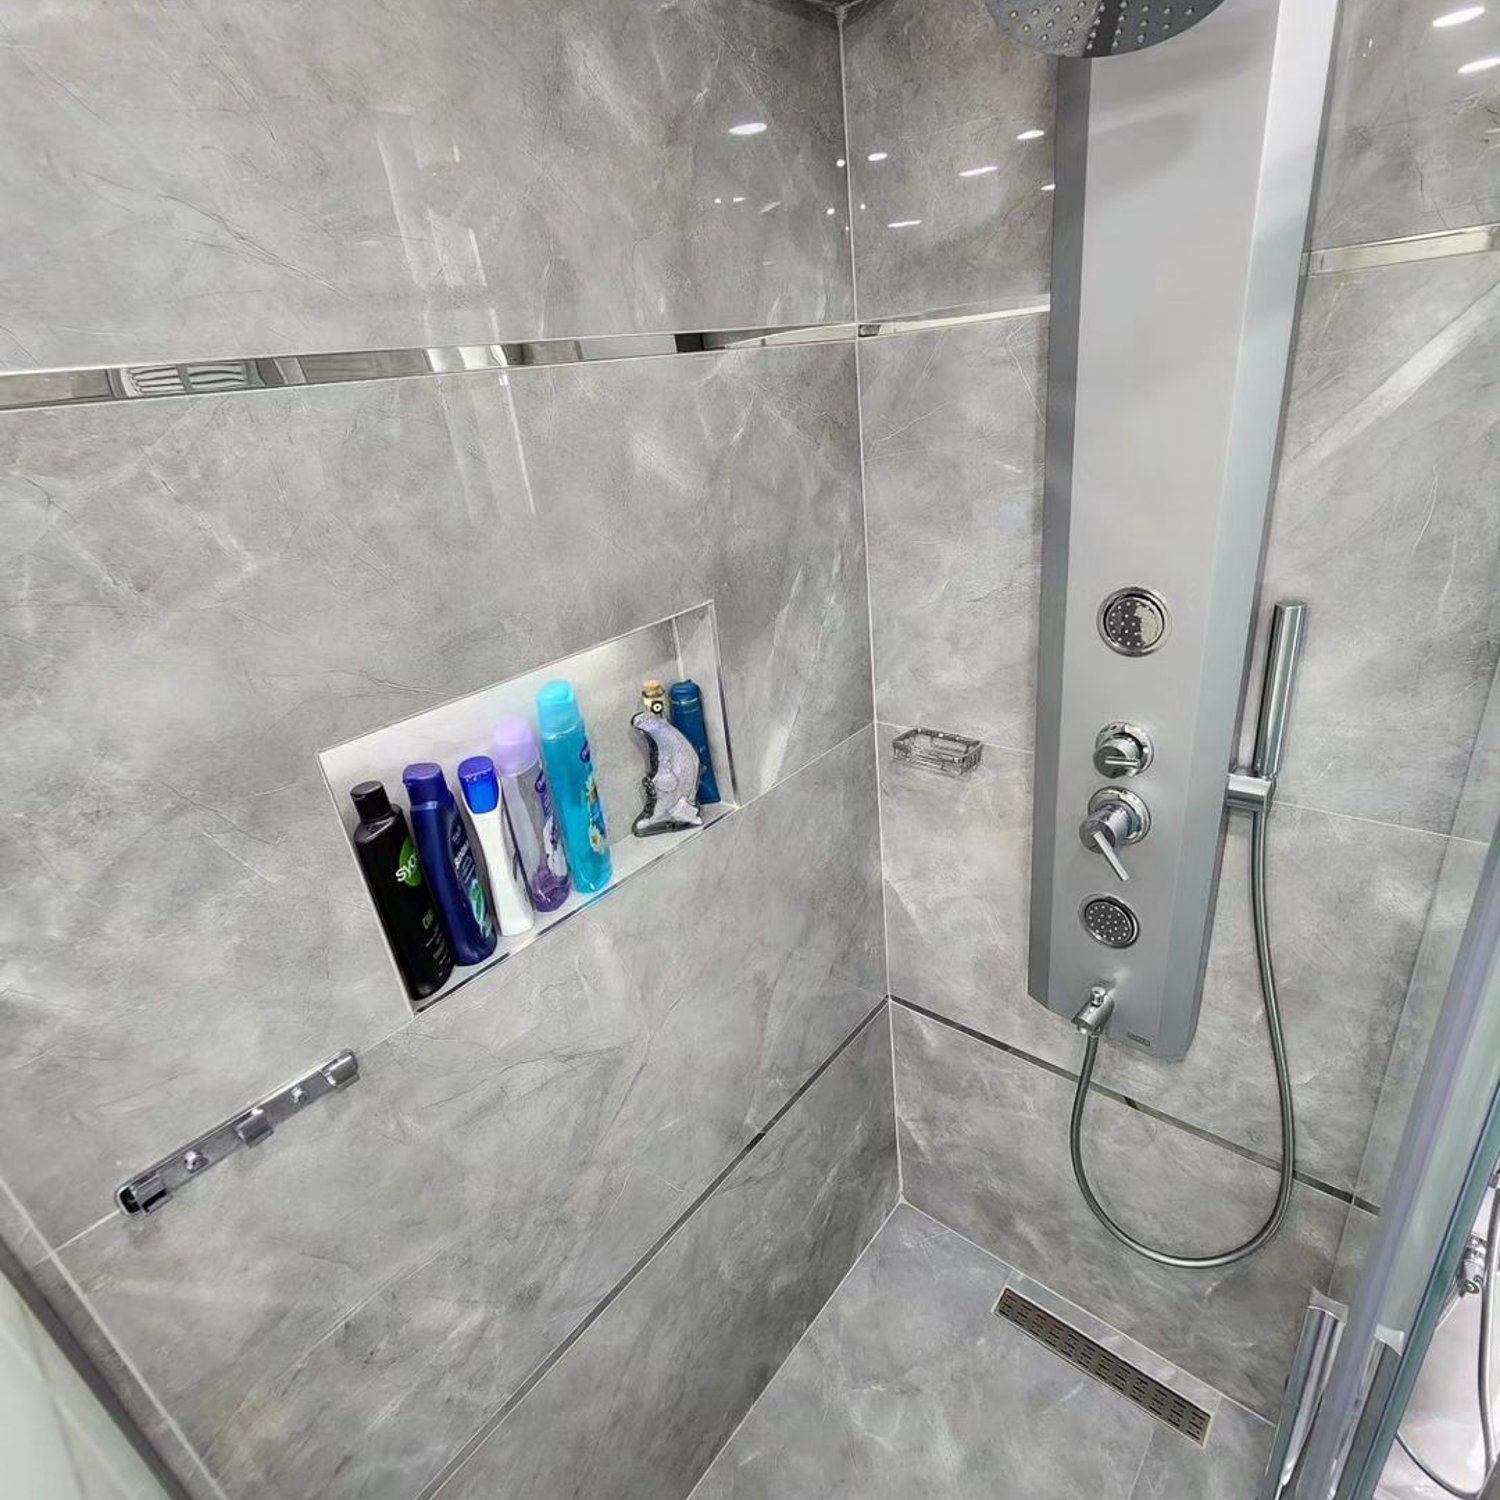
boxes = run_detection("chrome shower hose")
[1069,804,1297,1269]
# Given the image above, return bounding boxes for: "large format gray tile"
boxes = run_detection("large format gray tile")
[0,340,870,1245]
[843,0,1055,317]
[54,730,885,1500]
[892,1005,1348,1416]
[434,1007,899,1500]
[0,0,852,370]
[1249,253,1500,837]
[1094,804,1449,1195]
[1313,0,1500,248]
[863,316,1046,750]
[693,1205,1157,1500]
[880,727,1451,1194]
[1130,1398,1274,1500]
[1351,836,1491,1211]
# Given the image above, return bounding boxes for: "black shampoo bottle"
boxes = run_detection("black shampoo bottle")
[350,780,454,1002]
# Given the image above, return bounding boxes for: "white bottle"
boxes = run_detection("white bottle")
[457,756,535,938]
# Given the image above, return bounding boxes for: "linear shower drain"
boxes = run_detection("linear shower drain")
[994,1289,1211,1446]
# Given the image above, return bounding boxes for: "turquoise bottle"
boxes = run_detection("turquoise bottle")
[535,680,612,892]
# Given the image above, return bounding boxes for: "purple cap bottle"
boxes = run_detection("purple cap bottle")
[491,716,571,912]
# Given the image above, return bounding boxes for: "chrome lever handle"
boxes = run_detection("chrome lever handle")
[1090,827,1130,882]
[1079,788,1149,883]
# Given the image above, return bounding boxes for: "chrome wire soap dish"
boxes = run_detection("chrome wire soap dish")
[892,727,983,777]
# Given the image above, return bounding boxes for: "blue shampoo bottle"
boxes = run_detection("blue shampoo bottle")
[535,681,612,893]
[402,762,497,965]
[668,680,722,804]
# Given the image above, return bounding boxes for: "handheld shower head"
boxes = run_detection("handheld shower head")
[1252,601,1308,782]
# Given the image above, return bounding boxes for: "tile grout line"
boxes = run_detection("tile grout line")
[682,1194,905,1500]
[893,998,1380,1214]
[415,998,891,1500]
[837,4,904,1202]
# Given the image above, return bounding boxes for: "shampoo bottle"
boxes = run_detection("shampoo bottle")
[535,680,612,893]
[402,762,497,965]
[492,716,571,912]
[349,780,454,1002]
[667,680,723,804]
[457,756,535,939]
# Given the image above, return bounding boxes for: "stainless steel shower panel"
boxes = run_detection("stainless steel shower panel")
[1030,0,1338,1057]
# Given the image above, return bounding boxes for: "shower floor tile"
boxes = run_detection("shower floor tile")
[690,1204,1273,1500]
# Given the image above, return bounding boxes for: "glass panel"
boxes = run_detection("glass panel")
[0,1265,170,1500]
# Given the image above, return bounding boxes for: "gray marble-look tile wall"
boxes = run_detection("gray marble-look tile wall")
[431,1004,898,1500]
[0,0,851,371]
[864,255,1499,1201]
[862,315,1045,752]
[890,1004,1347,1417]
[46,728,884,1500]
[693,1202,1274,1500]
[1241,252,1500,839]
[1313,0,1500,249]
[841,0,1055,318]
[880,729,1453,1195]
[0,340,871,1249]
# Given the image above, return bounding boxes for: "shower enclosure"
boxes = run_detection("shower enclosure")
[1,0,1496,1496]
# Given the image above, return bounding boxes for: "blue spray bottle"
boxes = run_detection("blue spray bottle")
[535,681,612,893]
[401,762,497,965]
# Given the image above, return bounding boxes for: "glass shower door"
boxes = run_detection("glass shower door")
[1286,815,1500,1498]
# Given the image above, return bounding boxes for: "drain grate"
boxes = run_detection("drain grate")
[994,1289,1212,1446]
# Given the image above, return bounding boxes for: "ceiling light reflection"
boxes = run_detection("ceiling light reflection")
[960,164,1000,177]
[728,121,768,136]
[1433,6,1485,24]
[887,218,922,228]
[867,151,889,162]
[1017,128,1046,141]
[1458,53,1500,70]
[1041,182,1056,192]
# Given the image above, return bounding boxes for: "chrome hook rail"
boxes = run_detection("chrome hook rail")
[116,1050,359,1215]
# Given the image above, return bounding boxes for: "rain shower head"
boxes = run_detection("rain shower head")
[983,0,1228,57]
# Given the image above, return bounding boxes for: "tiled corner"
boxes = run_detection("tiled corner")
[432,1008,899,1500]
[891,1004,1346,1417]
[692,1204,1273,1500]
[53,730,884,1500]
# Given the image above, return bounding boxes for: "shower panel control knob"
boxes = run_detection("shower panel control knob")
[1078,788,1150,883]
[1093,723,1153,778]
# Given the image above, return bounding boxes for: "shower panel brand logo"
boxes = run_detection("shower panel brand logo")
[395,838,422,887]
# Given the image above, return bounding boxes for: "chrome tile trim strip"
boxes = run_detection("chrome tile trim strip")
[0,294,1052,415]
[1305,223,1500,276]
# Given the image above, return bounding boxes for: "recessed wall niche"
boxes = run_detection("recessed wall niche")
[318,602,738,1011]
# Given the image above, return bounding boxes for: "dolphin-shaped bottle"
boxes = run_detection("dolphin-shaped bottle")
[630,709,702,836]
